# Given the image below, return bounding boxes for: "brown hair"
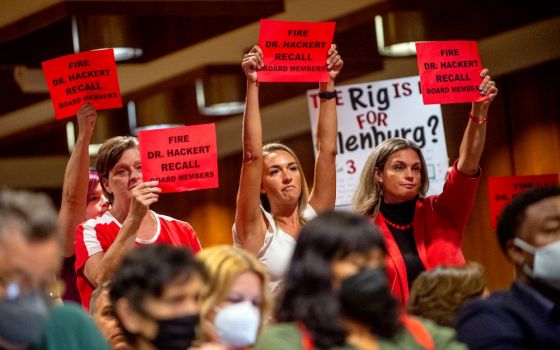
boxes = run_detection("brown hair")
[352,138,429,218]
[262,142,310,225]
[407,262,487,327]
[96,136,139,204]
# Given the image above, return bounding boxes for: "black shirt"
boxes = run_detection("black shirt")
[380,198,425,289]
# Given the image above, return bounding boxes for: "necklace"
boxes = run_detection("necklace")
[383,217,413,231]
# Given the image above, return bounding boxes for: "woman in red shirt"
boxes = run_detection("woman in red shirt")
[353,69,498,304]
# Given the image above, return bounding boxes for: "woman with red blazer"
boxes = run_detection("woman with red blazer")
[352,68,498,305]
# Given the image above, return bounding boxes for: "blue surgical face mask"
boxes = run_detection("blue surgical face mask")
[0,286,50,346]
[513,238,560,289]
[214,301,261,347]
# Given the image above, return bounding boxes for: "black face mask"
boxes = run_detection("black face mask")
[148,313,199,350]
[338,267,400,339]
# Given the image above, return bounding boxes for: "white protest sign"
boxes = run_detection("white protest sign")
[307,76,448,208]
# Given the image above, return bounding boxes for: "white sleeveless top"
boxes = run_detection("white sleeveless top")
[233,205,317,293]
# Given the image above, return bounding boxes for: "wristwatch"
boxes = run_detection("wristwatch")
[318,90,337,100]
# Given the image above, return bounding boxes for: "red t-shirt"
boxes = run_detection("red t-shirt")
[74,210,201,309]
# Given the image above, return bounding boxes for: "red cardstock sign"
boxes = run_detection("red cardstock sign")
[42,49,122,119]
[258,19,335,82]
[488,174,559,228]
[416,41,485,105]
[138,124,219,193]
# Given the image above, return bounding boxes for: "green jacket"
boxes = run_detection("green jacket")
[30,303,110,350]
[255,319,467,350]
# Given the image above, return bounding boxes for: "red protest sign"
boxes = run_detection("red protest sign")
[488,174,559,228]
[416,41,485,105]
[258,19,335,82]
[138,123,219,193]
[42,49,122,119]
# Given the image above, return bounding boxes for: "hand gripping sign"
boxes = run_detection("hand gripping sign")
[138,123,219,193]
[416,41,486,105]
[42,49,122,119]
[258,19,335,82]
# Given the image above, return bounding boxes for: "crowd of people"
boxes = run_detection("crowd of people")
[1,42,559,350]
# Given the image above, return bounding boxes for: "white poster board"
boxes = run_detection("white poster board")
[307,76,448,208]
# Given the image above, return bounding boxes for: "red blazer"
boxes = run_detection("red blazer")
[374,161,480,305]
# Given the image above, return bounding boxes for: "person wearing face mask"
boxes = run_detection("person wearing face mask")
[75,134,202,310]
[0,189,109,350]
[255,210,466,350]
[196,245,272,349]
[456,186,560,349]
[110,244,207,350]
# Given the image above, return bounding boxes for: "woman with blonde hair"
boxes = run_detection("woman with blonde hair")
[407,262,488,327]
[234,44,343,293]
[353,70,498,304]
[196,245,272,349]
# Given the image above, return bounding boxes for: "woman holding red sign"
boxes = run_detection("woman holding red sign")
[352,69,498,305]
[233,44,343,293]
[58,103,110,304]
[74,133,202,310]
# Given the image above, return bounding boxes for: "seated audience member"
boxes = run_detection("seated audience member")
[0,189,109,350]
[456,186,560,349]
[407,262,487,327]
[255,210,467,350]
[90,282,132,350]
[110,245,207,350]
[75,134,202,309]
[59,104,110,304]
[196,245,272,349]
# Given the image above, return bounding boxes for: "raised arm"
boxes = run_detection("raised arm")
[457,68,498,177]
[234,45,268,255]
[308,44,343,212]
[59,103,96,257]
[83,181,160,286]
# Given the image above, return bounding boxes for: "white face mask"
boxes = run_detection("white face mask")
[214,301,260,347]
[513,238,560,289]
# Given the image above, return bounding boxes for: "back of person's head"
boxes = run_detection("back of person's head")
[96,136,139,204]
[0,188,58,243]
[353,137,429,217]
[407,262,487,327]
[196,245,272,345]
[261,142,310,222]
[497,186,560,254]
[276,210,387,349]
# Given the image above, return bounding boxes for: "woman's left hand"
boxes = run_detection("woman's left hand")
[327,43,343,81]
[472,68,498,118]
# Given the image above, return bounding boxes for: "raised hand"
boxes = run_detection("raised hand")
[76,103,97,135]
[242,45,263,84]
[327,43,343,81]
[472,68,499,118]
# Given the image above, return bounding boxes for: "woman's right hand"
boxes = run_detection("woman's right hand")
[128,181,161,220]
[242,45,263,83]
